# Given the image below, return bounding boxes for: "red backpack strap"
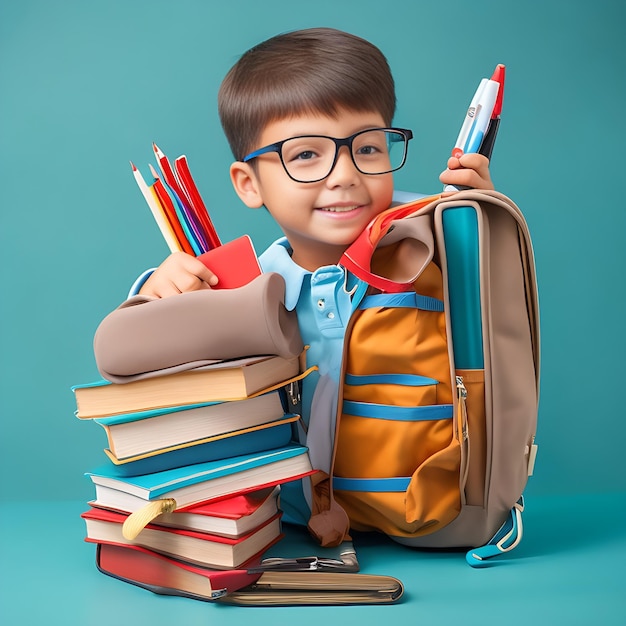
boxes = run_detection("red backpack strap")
[340,195,441,292]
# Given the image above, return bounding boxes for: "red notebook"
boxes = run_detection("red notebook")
[197,235,262,289]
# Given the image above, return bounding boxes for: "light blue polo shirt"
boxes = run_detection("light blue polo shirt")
[259,237,363,525]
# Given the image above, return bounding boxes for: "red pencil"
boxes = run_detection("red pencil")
[174,155,221,250]
[150,166,196,255]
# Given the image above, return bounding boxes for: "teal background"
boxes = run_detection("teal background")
[1,2,625,623]
[3,0,624,502]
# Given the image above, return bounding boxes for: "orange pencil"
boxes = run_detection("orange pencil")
[150,167,196,255]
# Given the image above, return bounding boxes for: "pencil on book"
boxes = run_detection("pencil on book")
[130,162,181,254]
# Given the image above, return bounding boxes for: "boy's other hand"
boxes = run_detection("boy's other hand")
[439,153,494,192]
[139,252,219,298]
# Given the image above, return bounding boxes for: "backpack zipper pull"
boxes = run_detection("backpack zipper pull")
[456,376,469,441]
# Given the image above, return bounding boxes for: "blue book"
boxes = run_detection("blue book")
[87,444,314,513]
[104,416,298,477]
[92,389,288,462]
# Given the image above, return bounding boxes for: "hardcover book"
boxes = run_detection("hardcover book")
[145,486,280,537]
[93,389,288,460]
[73,355,300,418]
[82,507,283,569]
[102,416,298,477]
[87,444,315,513]
[95,543,260,600]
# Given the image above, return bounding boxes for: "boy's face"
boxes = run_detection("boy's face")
[230,109,395,271]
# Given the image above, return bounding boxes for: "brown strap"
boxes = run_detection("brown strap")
[307,472,351,547]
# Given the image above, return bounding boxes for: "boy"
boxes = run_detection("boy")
[132,28,494,526]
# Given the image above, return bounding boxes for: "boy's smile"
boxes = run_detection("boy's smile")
[230,110,396,271]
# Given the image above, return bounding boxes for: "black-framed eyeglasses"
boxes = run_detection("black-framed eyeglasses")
[242,127,413,183]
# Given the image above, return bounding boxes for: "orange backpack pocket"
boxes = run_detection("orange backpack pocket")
[332,284,463,538]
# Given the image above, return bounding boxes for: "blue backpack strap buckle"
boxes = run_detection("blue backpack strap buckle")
[466,497,525,567]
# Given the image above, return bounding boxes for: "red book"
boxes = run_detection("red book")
[82,507,283,569]
[119,486,280,537]
[96,542,260,600]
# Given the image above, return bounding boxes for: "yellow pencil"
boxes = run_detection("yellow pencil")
[130,161,181,254]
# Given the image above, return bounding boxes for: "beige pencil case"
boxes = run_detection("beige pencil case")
[94,272,303,383]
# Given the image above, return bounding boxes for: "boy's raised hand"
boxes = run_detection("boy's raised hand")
[439,153,494,191]
[139,252,219,298]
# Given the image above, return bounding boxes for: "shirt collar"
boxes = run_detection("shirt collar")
[259,237,310,311]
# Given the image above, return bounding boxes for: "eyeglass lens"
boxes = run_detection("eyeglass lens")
[280,129,407,182]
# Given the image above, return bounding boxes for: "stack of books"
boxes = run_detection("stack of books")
[73,353,316,600]
[73,145,317,600]
[84,489,281,600]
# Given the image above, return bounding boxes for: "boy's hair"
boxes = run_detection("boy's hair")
[218,27,396,161]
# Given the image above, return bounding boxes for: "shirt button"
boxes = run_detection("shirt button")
[317,299,325,309]
[327,312,335,319]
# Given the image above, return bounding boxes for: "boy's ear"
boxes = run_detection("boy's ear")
[229,161,264,209]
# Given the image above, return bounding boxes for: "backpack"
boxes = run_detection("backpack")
[306,190,540,567]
